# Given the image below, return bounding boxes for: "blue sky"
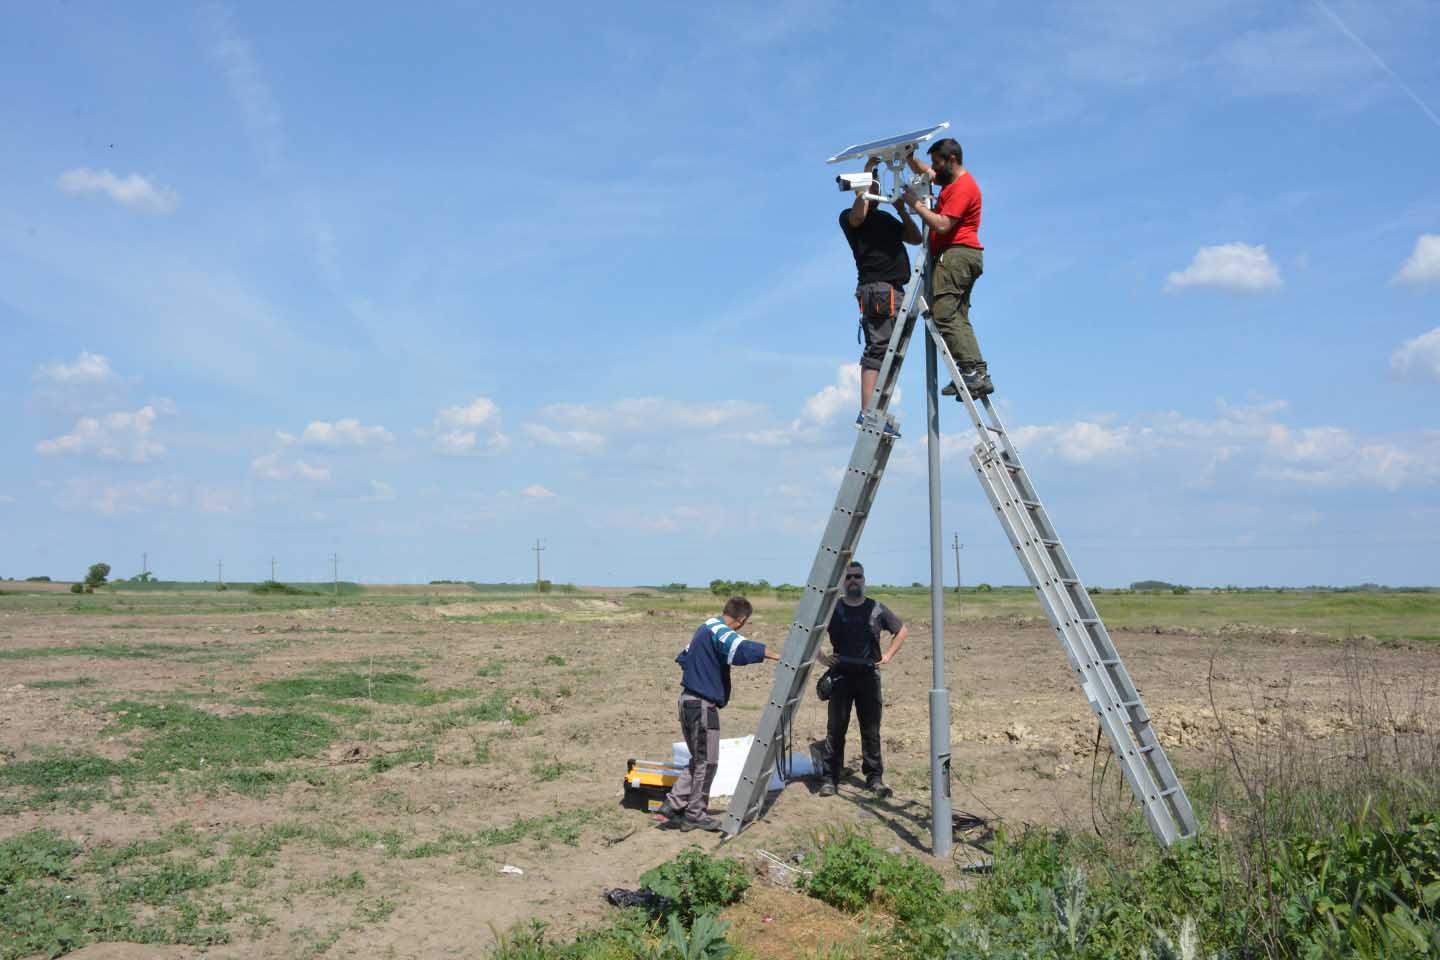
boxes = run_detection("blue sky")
[3,0,1438,588]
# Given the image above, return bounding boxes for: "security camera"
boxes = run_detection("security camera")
[836,172,877,193]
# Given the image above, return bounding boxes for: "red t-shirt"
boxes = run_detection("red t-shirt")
[928,172,983,254]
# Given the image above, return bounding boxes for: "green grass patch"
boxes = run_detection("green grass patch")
[256,670,479,708]
[24,676,98,689]
[0,829,233,959]
[0,642,206,661]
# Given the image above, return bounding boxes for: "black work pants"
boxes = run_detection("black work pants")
[823,668,882,782]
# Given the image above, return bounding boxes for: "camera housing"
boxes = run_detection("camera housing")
[836,172,877,193]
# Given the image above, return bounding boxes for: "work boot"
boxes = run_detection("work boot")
[680,815,723,833]
[817,780,838,797]
[866,777,893,799]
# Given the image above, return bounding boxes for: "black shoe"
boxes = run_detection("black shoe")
[866,778,893,798]
[961,370,994,400]
[941,381,960,397]
[680,815,723,833]
[817,780,838,797]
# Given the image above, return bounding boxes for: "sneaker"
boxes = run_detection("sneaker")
[866,777,893,798]
[856,413,901,439]
[680,815,723,833]
[817,780,838,797]
[961,370,994,400]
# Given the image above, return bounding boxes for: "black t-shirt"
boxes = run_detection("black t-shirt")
[827,598,903,666]
[839,208,911,287]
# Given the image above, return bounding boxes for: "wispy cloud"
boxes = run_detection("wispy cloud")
[522,484,556,498]
[204,2,283,174]
[1165,242,1282,293]
[1394,234,1440,287]
[997,400,1439,491]
[1391,327,1440,384]
[250,451,330,483]
[522,423,604,453]
[57,168,178,213]
[433,397,510,455]
[34,351,121,386]
[36,405,167,463]
[300,418,393,448]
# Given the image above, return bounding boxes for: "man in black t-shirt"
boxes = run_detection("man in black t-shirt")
[817,561,908,798]
[840,156,922,423]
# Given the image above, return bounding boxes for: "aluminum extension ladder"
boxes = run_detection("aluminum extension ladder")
[719,254,923,838]
[723,259,1198,848]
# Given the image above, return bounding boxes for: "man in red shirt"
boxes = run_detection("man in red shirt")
[904,138,991,399]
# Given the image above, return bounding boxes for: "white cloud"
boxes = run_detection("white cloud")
[523,423,604,453]
[433,397,510,456]
[0,493,15,505]
[250,452,330,483]
[36,405,166,463]
[368,480,396,501]
[1001,401,1440,492]
[1390,327,1440,384]
[522,484,556,498]
[300,418,393,448]
[34,351,120,385]
[538,397,767,433]
[1394,234,1440,287]
[1165,242,1282,293]
[1013,421,1131,464]
[57,168,178,213]
[794,365,862,428]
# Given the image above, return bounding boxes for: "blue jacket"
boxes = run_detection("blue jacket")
[675,616,767,709]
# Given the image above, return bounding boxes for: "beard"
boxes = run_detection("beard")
[844,584,863,600]
[934,165,956,185]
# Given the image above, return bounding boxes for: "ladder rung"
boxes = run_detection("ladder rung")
[1039,538,1060,547]
[1120,699,1142,709]
[1020,499,1041,508]
[986,425,1005,434]
[1158,787,1181,799]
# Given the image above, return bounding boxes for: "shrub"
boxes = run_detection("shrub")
[84,563,110,590]
[639,846,749,924]
[659,583,688,593]
[70,583,84,594]
[535,580,552,594]
[976,582,993,592]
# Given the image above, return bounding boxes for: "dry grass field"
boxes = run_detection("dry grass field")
[2,584,1437,958]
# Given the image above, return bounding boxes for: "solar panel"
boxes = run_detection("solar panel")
[826,122,950,164]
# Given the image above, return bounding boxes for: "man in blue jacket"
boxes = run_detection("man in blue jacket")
[660,596,779,832]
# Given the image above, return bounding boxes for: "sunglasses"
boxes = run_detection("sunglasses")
[844,573,864,581]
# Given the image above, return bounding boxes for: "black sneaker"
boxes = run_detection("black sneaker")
[866,778,893,798]
[680,815,723,833]
[817,780,838,797]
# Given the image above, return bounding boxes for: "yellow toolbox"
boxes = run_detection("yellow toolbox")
[621,758,684,812]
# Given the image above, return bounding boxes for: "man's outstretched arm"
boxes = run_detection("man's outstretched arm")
[894,199,922,246]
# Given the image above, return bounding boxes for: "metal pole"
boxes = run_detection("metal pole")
[925,329,953,858]
[331,554,339,596]
[218,560,223,587]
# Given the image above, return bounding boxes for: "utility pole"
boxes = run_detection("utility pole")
[330,553,339,596]
[142,552,148,577]
[952,534,962,594]
[532,539,545,586]
[217,560,223,588]
[270,556,277,582]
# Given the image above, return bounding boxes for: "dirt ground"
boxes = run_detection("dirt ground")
[2,590,1436,958]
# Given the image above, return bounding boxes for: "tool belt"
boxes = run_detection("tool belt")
[855,281,900,319]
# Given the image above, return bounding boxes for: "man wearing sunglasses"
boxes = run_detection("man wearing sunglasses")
[817,561,908,798]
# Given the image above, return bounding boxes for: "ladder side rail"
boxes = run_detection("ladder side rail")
[1080,618,1199,834]
[974,451,1189,845]
[724,427,899,837]
[928,316,1196,843]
